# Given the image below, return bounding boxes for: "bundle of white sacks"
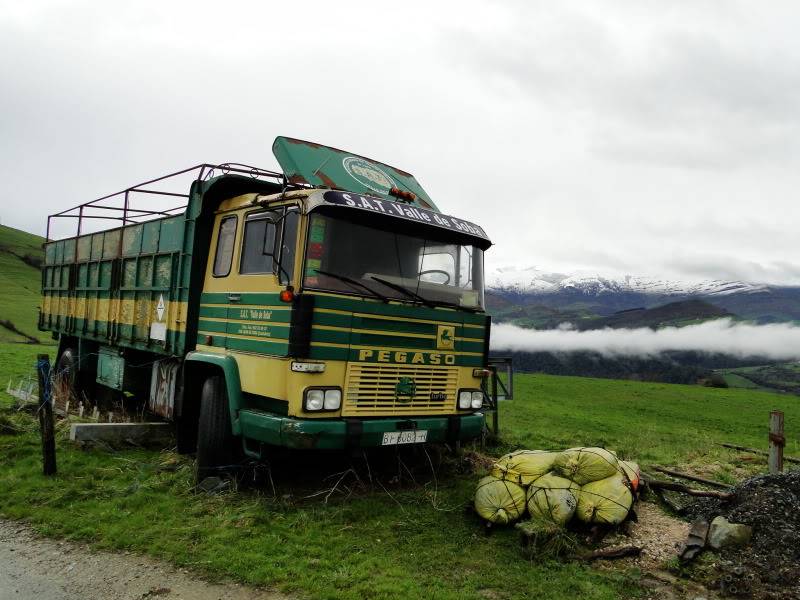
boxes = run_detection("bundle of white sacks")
[474,447,640,526]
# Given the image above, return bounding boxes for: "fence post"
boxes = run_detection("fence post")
[37,354,57,476]
[769,410,784,475]
[491,366,499,436]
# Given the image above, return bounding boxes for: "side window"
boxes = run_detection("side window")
[240,211,279,274]
[278,209,299,284]
[458,245,473,288]
[213,216,237,277]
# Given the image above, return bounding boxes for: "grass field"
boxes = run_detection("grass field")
[3,339,800,599]
[719,372,763,390]
[503,375,800,464]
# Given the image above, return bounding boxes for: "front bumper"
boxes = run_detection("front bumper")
[238,410,485,450]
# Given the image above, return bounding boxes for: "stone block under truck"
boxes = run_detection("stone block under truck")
[39,137,493,476]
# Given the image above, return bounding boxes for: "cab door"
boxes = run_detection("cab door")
[199,212,239,349]
[224,206,300,357]
[226,209,284,354]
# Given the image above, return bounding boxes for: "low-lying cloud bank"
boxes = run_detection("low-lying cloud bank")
[491,319,800,360]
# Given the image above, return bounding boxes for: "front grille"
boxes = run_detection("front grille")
[342,363,458,416]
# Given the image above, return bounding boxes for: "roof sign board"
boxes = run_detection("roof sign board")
[320,191,490,248]
[272,136,438,211]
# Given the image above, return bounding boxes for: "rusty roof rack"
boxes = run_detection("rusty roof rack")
[46,163,291,241]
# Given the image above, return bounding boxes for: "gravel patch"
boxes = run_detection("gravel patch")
[685,469,800,599]
[0,520,289,600]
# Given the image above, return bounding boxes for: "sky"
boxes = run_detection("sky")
[2,1,799,285]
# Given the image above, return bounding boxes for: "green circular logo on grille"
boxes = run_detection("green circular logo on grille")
[395,377,416,399]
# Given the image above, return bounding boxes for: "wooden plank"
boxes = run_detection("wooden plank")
[718,442,800,465]
[648,480,733,499]
[652,466,732,490]
[69,422,174,448]
[769,410,785,474]
[37,354,57,476]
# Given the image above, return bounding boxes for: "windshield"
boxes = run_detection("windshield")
[303,212,485,310]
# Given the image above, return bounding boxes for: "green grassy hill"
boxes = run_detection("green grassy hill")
[0,224,48,344]
[576,299,733,330]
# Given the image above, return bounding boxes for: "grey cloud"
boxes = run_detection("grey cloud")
[445,5,800,169]
[663,256,800,285]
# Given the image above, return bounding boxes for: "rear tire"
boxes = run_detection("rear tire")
[55,347,78,399]
[195,375,235,480]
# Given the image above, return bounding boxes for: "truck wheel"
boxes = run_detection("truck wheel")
[55,347,78,398]
[195,375,235,479]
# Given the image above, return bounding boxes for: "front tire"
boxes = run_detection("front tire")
[195,375,235,480]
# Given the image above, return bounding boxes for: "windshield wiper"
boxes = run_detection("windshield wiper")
[314,269,391,303]
[373,275,482,312]
[369,275,436,308]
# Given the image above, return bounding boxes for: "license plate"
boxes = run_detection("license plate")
[381,430,428,446]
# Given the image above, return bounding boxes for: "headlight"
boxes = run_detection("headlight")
[305,389,324,411]
[303,387,342,412]
[471,391,484,409]
[458,389,483,410]
[323,389,341,410]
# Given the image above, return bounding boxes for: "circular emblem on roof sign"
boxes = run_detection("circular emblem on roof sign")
[342,156,395,195]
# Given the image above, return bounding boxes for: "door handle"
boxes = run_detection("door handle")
[228,294,241,303]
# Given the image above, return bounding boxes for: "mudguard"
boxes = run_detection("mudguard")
[185,352,243,435]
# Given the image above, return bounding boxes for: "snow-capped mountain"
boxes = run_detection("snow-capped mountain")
[487,266,770,298]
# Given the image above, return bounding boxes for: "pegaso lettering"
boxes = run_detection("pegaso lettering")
[357,349,456,365]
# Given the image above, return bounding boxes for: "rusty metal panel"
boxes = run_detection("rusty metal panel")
[97,347,124,390]
[122,224,143,256]
[272,136,438,211]
[90,233,104,260]
[158,216,183,253]
[142,221,160,253]
[77,235,91,261]
[102,229,121,259]
[63,238,76,262]
[149,359,180,419]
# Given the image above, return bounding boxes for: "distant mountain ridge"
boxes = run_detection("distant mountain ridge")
[574,299,732,330]
[486,267,800,326]
[488,267,770,297]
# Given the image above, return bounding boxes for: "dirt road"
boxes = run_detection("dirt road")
[0,520,287,600]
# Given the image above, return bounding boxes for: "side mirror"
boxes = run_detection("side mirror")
[261,212,283,256]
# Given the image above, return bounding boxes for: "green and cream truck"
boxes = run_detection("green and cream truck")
[39,137,492,475]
